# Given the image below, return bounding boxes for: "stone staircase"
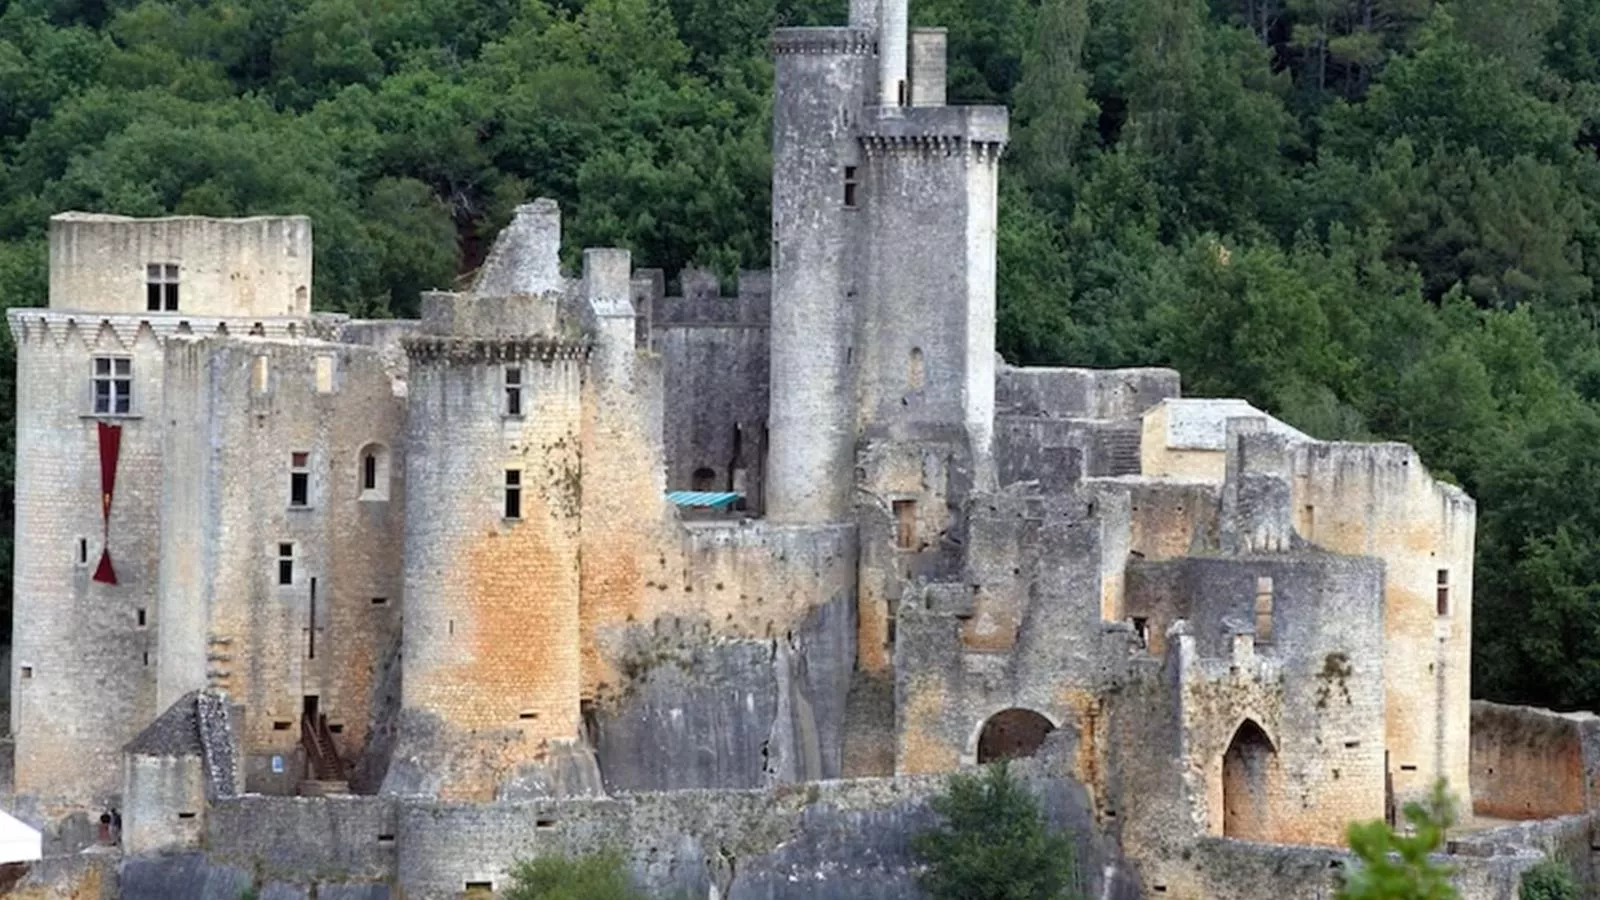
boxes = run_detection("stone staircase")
[299,714,349,796]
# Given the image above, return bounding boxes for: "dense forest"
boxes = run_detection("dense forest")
[0,0,1598,710]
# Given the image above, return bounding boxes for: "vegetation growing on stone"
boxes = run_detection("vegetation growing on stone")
[911,761,1084,900]
[2,0,1600,713]
[503,850,649,900]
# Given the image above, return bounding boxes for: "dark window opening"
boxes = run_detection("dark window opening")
[290,452,310,507]
[377,834,395,844]
[536,818,557,829]
[277,543,294,585]
[893,499,917,550]
[272,721,291,731]
[329,723,343,734]
[505,367,523,417]
[92,357,132,415]
[146,263,179,312]
[844,166,859,208]
[1400,764,1418,772]
[176,812,196,820]
[307,578,318,660]
[371,597,388,606]
[1436,569,1450,616]
[897,80,908,106]
[363,453,378,492]
[77,538,88,566]
[504,469,522,520]
[1132,617,1149,649]
[691,467,717,492]
[303,695,319,719]
[19,666,32,679]
[142,652,149,666]
[136,608,146,627]
[465,883,493,896]
[519,711,539,720]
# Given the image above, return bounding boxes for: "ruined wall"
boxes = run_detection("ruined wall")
[49,213,312,318]
[1291,441,1476,808]
[895,485,1134,776]
[1470,702,1600,821]
[654,270,769,500]
[122,754,205,856]
[589,522,858,792]
[9,313,172,808]
[1139,554,1388,847]
[159,338,406,794]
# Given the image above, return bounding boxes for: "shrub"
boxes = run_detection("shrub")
[502,850,647,900]
[911,761,1084,900]
[1520,859,1579,900]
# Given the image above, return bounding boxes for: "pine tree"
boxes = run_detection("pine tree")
[911,762,1084,900]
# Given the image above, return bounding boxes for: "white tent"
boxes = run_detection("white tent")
[0,809,42,864]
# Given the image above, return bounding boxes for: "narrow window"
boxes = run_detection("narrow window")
[146,263,179,312]
[370,597,388,607]
[504,469,522,520]
[277,543,294,585]
[908,347,926,390]
[92,357,132,415]
[20,666,33,679]
[76,538,88,566]
[844,166,859,208]
[1436,569,1450,617]
[272,720,291,731]
[289,452,310,507]
[505,367,523,417]
[136,608,146,627]
[1254,576,1274,643]
[893,499,917,550]
[358,444,388,500]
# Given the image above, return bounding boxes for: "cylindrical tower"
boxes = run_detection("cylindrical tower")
[390,296,588,800]
[765,27,874,525]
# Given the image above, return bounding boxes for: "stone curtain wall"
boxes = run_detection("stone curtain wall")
[1471,701,1600,820]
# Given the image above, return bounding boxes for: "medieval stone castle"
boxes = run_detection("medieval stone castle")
[4,2,1594,899]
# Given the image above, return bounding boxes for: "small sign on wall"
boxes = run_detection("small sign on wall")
[271,755,284,774]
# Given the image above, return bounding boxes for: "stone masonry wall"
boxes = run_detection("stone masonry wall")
[1470,701,1600,820]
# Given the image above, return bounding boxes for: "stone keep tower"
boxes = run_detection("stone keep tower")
[766,0,1007,528]
[386,202,595,801]
[10,213,311,807]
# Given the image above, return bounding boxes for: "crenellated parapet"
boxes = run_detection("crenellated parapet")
[859,133,1006,163]
[402,335,591,366]
[771,27,876,56]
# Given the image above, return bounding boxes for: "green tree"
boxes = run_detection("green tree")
[1337,781,1459,900]
[503,850,648,900]
[911,761,1084,900]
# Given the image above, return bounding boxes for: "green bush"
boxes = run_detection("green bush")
[502,850,647,900]
[911,761,1084,900]
[1520,859,1579,900]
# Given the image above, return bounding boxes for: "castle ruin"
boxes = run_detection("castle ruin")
[3,2,1591,898]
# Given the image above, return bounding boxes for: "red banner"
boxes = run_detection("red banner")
[93,421,121,585]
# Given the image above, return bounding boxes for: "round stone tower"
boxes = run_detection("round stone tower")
[765,26,874,525]
[385,202,596,800]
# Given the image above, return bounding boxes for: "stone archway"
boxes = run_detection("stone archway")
[976,709,1056,763]
[1222,719,1276,840]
